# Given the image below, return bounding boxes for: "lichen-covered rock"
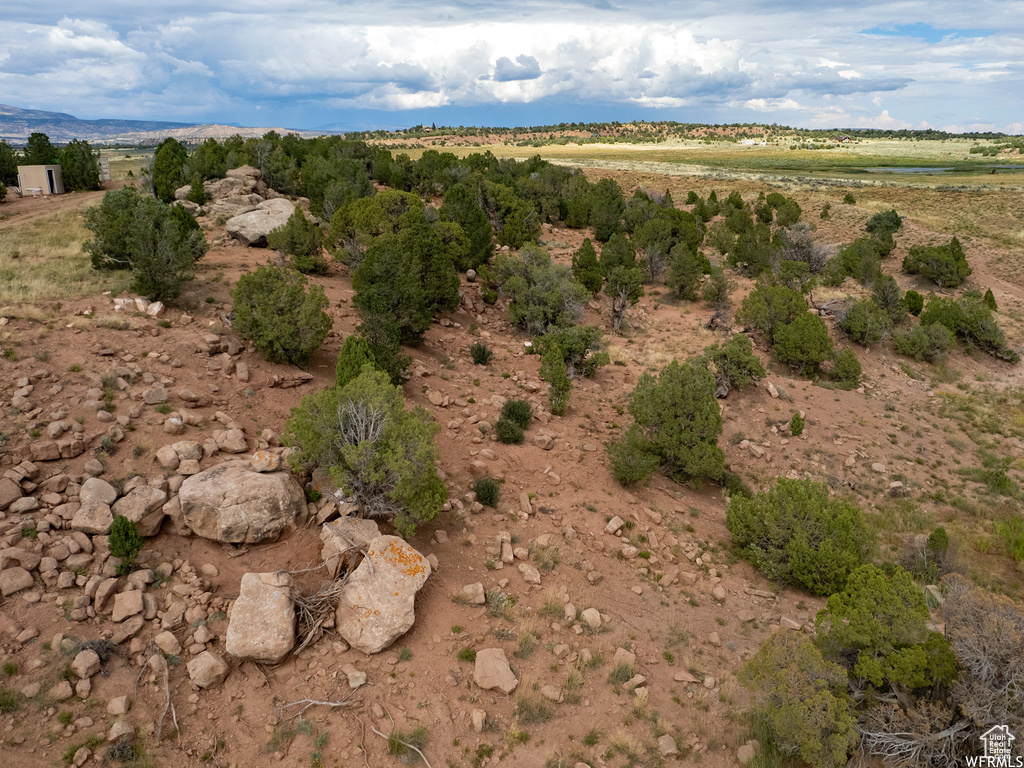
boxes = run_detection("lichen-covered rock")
[335,535,431,654]
[178,463,304,544]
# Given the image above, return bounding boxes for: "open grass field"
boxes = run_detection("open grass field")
[99,147,153,181]
[404,139,1024,250]
[0,209,131,306]
[404,137,1024,184]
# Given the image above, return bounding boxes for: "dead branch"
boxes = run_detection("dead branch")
[278,695,357,721]
[292,570,354,654]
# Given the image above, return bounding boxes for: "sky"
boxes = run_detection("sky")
[1,1,1022,134]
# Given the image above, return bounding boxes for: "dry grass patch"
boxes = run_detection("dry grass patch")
[0,211,131,303]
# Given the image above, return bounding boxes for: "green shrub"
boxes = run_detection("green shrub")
[773,314,834,375]
[285,366,446,537]
[186,175,207,205]
[335,335,376,389]
[490,245,589,335]
[267,206,327,274]
[893,323,956,363]
[84,188,208,300]
[535,326,608,379]
[357,313,411,385]
[543,350,572,416]
[727,223,779,276]
[629,359,723,484]
[739,631,855,768]
[109,515,144,575]
[843,193,856,204]
[606,425,661,486]
[470,341,493,366]
[816,565,956,689]
[919,292,1017,360]
[0,686,23,714]
[735,283,806,344]
[865,209,902,236]
[838,299,891,345]
[983,288,998,310]
[495,419,525,444]
[903,289,924,316]
[701,266,732,309]
[604,264,645,331]
[440,183,493,270]
[58,139,101,192]
[571,238,603,294]
[500,399,533,429]
[353,217,460,346]
[665,244,707,300]
[232,265,332,365]
[830,238,883,286]
[726,477,873,595]
[790,413,804,436]
[830,348,862,388]
[701,333,766,394]
[152,137,188,202]
[902,237,972,288]
[871,275,905,322]
[820,202,831,220]
[777,259,811,291]
[474,477,500,507]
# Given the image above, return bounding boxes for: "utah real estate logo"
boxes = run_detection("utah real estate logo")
[966,725,1022,767]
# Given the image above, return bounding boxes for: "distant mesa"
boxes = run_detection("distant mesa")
[0,103,324,144]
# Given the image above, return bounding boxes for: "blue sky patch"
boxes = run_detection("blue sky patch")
[861,23,993,43]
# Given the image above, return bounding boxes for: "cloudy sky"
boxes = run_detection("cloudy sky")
[2,1,1022,133]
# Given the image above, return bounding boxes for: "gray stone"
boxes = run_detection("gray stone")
[473,648,518,694]
[459,582,486,605]
[0,478,24,510]
[72,649,101,679]
[112,486,168,537]
[0,567,34,596]
[213,428,247,454]
[143,386,168,405]
[80,477,118,507]
[187,651,229,689]
[225,198,297,247]
[71,503,113,535]
[178,464,305,544]
[225,572,296,663]
[111,590,144,623]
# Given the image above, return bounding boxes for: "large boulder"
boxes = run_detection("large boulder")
[178,463,305,544]
[80,477,118,507]
[225,198,296,247]
[225,572,296,662]
[111,486,168,537]
[335,535,431,654]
